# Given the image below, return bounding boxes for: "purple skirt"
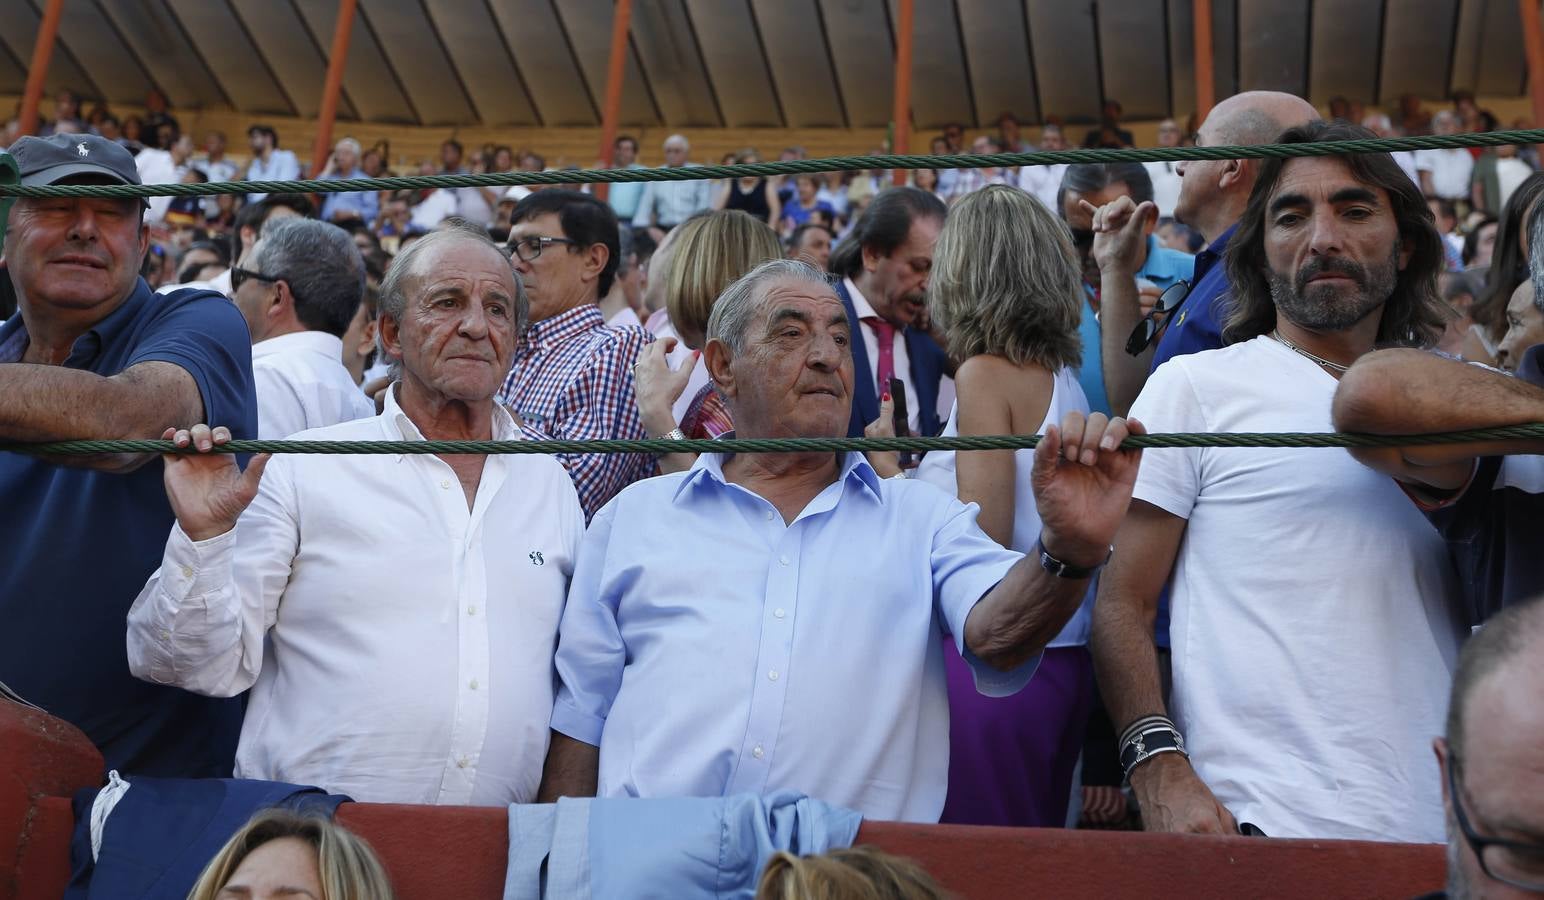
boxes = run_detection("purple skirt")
[940,641,1095,827]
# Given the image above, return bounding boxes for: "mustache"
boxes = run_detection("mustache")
[1296,256,1366,289]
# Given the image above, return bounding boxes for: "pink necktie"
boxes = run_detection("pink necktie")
[864,316,896,395]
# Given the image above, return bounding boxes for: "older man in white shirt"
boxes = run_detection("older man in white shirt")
[538,259,1143,822]
[128,224,584,806]
[230,217,374,438]
[632,134,713,243]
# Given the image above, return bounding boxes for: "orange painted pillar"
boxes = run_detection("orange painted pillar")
[1193,0,1215,123]
[891,0,915,185]
[593,0,634,203]
[310,0,358,178]
[1521,0,1544,129]
[17,0,66,137]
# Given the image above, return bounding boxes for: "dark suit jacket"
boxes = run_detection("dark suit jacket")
[835,279,946,437]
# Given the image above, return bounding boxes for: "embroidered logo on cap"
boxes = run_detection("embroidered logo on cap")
[76,142,89,157]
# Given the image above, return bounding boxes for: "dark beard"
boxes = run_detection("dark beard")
[1266,247,1400,333]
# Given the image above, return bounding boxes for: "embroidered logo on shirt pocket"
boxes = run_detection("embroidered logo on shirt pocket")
[529,551,545,566]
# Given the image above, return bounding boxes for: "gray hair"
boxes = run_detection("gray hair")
[1530,198,1544,314]
[706,258,835,355]
[1056,162,1154,217]
[1432,109,1458,130]
[249,217,365,337]
[376,223,530,375]
[335,136,361,155]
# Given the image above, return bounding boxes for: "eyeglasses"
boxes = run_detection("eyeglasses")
[508,236,578,263]
[229,266,282,292]
[1448,756,1544,892]
[1124,279,1193,356]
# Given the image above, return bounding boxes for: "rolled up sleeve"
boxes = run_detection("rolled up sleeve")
[929,497,1035,697]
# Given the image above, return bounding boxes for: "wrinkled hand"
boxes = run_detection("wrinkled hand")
[864,393,902,478]
[161,425,270,543]
[633,339,698,429]
[1080,196,1157,277]
[1031,411,1144,568]
[1130,753,1239,835]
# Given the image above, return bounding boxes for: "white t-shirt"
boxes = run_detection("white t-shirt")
[915,365,1095,647]
[1128,336,1463,843]
[1144,160,1183,218]
[1415,148,1475,201]
[1496,157,1533,211]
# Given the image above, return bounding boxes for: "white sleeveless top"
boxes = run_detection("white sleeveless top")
[915,365,1096,647]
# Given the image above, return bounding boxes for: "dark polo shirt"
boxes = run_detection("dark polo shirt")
[1423,343,1544,626]
[0,279,256,776]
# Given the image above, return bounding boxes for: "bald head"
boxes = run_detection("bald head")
[1446,595,1544,761]
[1174,91,1321,240]
[1203,91,1321,146]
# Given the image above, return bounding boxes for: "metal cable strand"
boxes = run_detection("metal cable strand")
[5,129,1544,200]
[4,424,1543,456]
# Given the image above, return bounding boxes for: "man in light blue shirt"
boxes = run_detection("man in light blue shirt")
[538,258,1144,822]
[317,137,380,225]
[631,134,713,243]
[244,124,301,204]
[605,135,647,224]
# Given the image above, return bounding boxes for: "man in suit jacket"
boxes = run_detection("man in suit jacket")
[828,187,949,437]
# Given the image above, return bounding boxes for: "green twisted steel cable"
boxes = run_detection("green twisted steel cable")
[3,129,1543,200]
[4,424,1544,456]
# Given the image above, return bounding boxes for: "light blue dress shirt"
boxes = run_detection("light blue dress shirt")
[606,163,647,221]
[245,149,302,203]
[318,168,380,224]
[551,451,1034,823]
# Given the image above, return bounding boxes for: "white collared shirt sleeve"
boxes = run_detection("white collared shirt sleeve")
[127,453,299,698]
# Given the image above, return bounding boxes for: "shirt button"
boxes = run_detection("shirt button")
[457,757,469,769]
[774,608,786,619]
[467,605,477,616]
[440,479,452,490]
[179,565,194,579]
[768,669,779,681]
[764,510,774,521]
[778,555,790,566]
[469,678,479,690]
[752,745,764,760]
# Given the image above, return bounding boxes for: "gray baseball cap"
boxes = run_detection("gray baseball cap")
[10,132,142,188]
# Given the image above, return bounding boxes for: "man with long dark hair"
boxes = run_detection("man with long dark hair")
[1091,121,1464,842]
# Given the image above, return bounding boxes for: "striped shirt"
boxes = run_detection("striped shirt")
[498,304,655,520]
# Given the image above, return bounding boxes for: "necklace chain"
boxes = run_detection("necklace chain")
[1270,330,1350,374]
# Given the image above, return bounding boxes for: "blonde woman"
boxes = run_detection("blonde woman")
[187,809,394,900]
[912,184,1096,828]
[632,210,782,473]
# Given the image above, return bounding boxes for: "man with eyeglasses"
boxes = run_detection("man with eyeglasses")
[1425,594,1544,900]
[230,217,374,438]
[501,190,655,520]
[1057,162,1194,417]
[0,133,257,778]
[1092,92,1319,418]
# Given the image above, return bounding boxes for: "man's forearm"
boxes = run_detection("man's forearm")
[1334,348,1544,463]
[964,556,1089,672]
[0,361,202,442]
[537,731,600,802]
[1089,580,1168,730]
[1098,270,1152,417]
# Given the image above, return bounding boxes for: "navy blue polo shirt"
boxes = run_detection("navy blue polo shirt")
[1423,344,1544,626]
[1151,224,1237,371]
[0,279,256,777]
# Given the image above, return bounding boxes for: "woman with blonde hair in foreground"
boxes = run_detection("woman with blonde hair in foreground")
[632,209,783,473]
[755,847,947,900]
[904,183,1097,829]
[187,809,395,900]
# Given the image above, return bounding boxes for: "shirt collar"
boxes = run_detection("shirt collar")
[672,442,885,505]
[844,277,880,321]
[1,279,155,367]
[1201,223,1239,260]
[379,382,519,443]
[1519,344,1544,387]
[252,330,345,360]
[523,304,606,350]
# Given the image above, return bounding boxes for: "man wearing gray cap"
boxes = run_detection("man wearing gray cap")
[0,133,258,777]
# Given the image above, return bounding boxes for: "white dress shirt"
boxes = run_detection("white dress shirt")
[251,331,375,439]
[127,390,585,805]
[1415,148,1475,201]
[845,278,919,433]
[551,452,1032,822]
[1018,163,1068,214]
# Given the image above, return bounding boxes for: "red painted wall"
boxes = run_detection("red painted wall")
[1,703,1447,900]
